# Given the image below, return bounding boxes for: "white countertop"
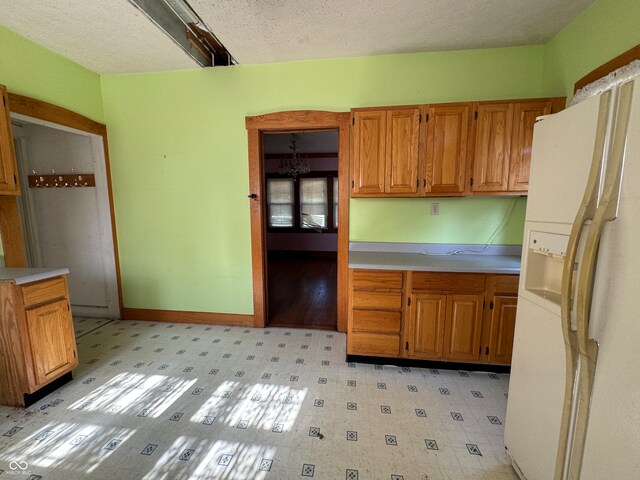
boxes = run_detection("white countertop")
[348,243,522,274]
[0,267,70,285]
[349,251,521,274]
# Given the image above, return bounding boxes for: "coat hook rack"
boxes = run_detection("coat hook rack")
[28,171,96,188]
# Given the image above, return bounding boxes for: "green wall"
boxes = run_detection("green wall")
[2,0,639,315]
[101,46,544,313]
[350,197,526,244]
[542,0,640,100]
[0,26,103,122]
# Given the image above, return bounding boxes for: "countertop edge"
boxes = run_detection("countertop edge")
[0,268,70,285]
[348,262,520,274]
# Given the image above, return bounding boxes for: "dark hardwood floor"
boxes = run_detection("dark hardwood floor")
[267,251,337,329]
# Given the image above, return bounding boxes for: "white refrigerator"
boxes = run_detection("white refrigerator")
[504,75,640,480]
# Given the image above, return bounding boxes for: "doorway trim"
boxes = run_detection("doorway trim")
[6,92,123,318]
[246,110,350,331]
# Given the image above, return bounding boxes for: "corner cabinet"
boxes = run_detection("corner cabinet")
[350,97,564,198]
[471,100,555,194]
[0,85,20,195]
[347,269,520,366]
[0,275,78,406]
[482,274,519,365]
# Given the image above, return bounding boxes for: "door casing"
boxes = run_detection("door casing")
[245,110,351,331]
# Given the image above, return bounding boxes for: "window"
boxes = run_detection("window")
[267,179,294,227]
[300,178,327,229]
[266,172,338,232]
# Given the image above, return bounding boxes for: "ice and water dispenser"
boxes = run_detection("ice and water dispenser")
[525,230,570,305]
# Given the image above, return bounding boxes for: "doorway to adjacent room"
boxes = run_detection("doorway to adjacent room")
[263,131,338,329]
[245,110,350,332]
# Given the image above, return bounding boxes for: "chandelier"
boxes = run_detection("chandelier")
[278,133,310,178]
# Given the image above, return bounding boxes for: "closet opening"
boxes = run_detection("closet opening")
[9,112,121,319]
[263,131,338,329]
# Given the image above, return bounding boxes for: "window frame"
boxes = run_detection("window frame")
[266,170,338,233]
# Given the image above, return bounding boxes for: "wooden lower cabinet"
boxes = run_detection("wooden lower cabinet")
[407,293,446,359]
[0,275,77,406]
[487,296,518,364]
[26,299,77,386]
[443,294,484,362]
[348,269,520,366]
[348,269,404,357]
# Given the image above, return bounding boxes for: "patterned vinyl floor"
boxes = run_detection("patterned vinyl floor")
[0,318,518,480]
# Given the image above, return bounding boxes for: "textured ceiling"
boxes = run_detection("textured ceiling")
[192,0,595,64]
[0,0,594,74]
[0,0,196,74]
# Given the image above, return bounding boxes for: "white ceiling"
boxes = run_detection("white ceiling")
[0,0,195,74]
[0,0,594,74]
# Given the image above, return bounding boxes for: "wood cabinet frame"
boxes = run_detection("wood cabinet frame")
[350,97,565,198]
[0,275,77,406]
[349,269,520,366]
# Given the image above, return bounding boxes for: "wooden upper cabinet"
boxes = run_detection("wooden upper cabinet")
[351,97,563,197]
[408,293,446,359]
[385,108,420,194]
[351,107,419,196]
[443,294,484,362]
[352,110,386,195]
[472,103,513,192]
[0,85,20,195]
[425,104,469,194]
[508,101,552,192]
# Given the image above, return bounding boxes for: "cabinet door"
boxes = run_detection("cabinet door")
[385,108,420,194]
[26,299,77,386]
[0,85,20,195]
[352,110,386,195]
[443,294,483,362]
[472,103,513,192]
[425,104,469,193]
[508,101,552,192]
[407,293,446,359]
[488,296,518,364]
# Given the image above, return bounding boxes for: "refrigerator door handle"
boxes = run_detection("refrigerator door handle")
[566,80,634,480]
[554,90,612,480]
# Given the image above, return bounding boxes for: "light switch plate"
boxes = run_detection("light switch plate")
[430,203,440,215]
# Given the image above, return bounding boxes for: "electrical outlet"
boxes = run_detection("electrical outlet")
[430,203,440,215]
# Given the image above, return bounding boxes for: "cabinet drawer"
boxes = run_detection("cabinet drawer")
[21,277,67,309]
[348,332,400,357]
[411,272,486,293]
[489,275,519,295]
[352,309,402,334]
[352,291,402,310]
[352,270,403,290]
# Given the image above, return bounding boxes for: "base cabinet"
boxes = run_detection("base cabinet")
[487,296,518,364]
[347,269,405,357]
[443,294,484,362]
[0,275,77,406]
[408,293,446,359]
[348,269,519,366]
